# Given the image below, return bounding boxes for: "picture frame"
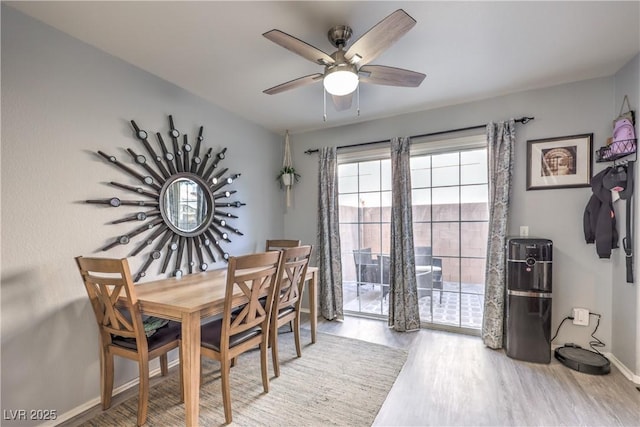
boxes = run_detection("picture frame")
[526,133,593,190]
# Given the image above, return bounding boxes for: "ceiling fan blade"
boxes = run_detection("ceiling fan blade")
[263,73,323,95]
[331,93,353,111]
[345,9,416,66]
[359,65,425,87]
[263,29,335,66]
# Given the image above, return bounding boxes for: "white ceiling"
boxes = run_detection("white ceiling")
[7,1,640,135]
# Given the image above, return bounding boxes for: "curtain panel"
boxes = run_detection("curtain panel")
[388,137,421,331]
[482,120,516,349]
[317,147,344,320]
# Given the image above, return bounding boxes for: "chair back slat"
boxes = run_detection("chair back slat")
[76,257,145,343]
[275,246,312,311]
[222,252,282,343]
[265,239,301,251]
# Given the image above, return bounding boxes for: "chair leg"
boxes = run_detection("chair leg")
[220,358,233,424]
[179,344,184,403]
[200,356,204,386]
[293,315,302,358]
[100,348,114,410]
[271,326,281,378]
[160,354,169,376]
[137,358,150,426]
[260,341,270,393]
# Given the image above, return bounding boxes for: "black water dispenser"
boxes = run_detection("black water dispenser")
[505,238,553,363]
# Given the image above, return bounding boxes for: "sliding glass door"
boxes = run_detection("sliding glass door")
[338,140,489,333]
[411,148,488,331]
[338,159,391,316]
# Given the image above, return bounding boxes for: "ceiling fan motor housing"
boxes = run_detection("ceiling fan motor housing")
[328,50,357,71]
[328,25,353,48]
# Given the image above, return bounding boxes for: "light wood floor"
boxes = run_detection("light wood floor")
[315,315,640,426]
[62,315,640,426]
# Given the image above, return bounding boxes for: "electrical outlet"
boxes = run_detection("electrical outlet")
[519,226,529,237]
[572,308,589,326]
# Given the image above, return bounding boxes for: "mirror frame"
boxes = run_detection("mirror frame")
[86,115,244,281]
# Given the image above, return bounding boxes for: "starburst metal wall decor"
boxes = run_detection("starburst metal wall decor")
[87,115,244,281]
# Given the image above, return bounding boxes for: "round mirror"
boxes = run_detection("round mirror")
[159,173,213,236]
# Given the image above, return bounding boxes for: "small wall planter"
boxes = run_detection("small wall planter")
[278,131,300,207]
[277,167,300,189]
[281,173,294,187]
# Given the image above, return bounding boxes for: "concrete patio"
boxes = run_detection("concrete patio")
[343,281,484,330]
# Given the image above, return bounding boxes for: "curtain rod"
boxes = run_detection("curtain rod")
[304,116,534,155]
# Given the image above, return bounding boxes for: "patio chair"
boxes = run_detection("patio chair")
[379,254,433,301]
[380,255,391,300]
[415,246,443,304]
[353,248,380,296]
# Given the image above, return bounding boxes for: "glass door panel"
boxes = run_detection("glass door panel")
[412,149,487,332]
[338,145,488,333]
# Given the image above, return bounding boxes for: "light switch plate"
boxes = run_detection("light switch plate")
[519,226,529,237]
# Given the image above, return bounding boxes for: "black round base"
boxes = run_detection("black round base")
[554,345,611,375]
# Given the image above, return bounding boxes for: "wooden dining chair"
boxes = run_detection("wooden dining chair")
[265,239,301,251]
[75,257,182,426]
[200,251,283,424]
[269,245,312,377]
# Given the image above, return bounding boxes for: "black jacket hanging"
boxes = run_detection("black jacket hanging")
[584,167,618,258]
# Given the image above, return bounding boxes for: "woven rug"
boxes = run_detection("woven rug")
[81,329,407,426]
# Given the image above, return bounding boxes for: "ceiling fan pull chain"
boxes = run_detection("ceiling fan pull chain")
[323,87,327,122]
[357,85,360,117]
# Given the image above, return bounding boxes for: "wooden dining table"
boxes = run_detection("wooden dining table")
[132,265,318,426]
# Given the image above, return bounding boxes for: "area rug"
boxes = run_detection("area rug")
[81,329,408,426]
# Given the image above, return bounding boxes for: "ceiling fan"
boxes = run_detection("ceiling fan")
[262,9,426,111]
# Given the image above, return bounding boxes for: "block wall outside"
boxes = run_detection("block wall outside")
[339,202,488,285]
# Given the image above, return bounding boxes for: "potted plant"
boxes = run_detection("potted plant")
[277,166,301,189]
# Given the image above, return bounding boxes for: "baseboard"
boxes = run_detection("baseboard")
[606,352,640,385]
[40,358,180,427]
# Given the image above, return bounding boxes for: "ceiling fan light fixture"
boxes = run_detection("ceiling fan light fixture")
[323,68,359,96]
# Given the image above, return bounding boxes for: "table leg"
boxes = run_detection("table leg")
[181,311,200,426]
[309,270,317,344]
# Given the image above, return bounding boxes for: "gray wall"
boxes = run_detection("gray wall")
[285,72,639,377]
[1,6,283,423]
[611,54,640,375]
[2,4,639,422]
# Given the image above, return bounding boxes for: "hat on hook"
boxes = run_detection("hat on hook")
[603,165,628,193]
[618,162,634,200]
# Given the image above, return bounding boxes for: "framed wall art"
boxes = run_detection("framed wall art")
[526,133,593,190]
